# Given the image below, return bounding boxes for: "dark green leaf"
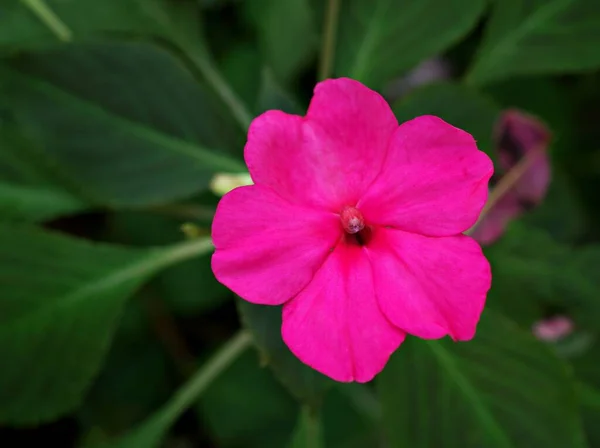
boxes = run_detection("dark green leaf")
[288,406,323,448]
[0,127,88,222]
[109,211,227,315]
[0,225,212,424]
[334,0,487,88]
[4,41,245,207]
[236,299,331,407]
[199,351,297,448]
[377,311,586,447]
[393,82,500,160]
[467,0,600,85]
[485,223,600,326]
[242,0,317,84]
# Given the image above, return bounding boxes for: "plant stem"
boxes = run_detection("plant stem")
[318,0,341,81]
[467,148,541,235]
[156,330,253,426]
[21,0,72,41]
[184,46,254,130]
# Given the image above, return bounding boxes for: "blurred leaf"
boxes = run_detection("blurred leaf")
[0,0,158,46]
[198,351,297,448]
[0,182,84,222]
[467,0,600,85]
[578,382,600,448]
[3,41,245,207]
[0,225,212,424]
[322,386,380,448]
[393,82,500,159]
[219,42,262,110]
[334,0,487,88]
[0,127,88,221]
[377,310,586,447]
[78,301,172,433]
[236,300,331,408]
[256,68,304,115]
[109,211,227,315]
[103,331,252,448]
[485,223,600,326]
[242,0,317,84]
[288,406,323,448]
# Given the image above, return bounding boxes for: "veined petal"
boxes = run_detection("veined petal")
[245,78,397,211]
[282,243,405,382]
[212,185,340,305]
[366,227,491,340]
[359,115,493,236]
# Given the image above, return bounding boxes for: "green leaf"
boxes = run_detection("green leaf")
[236,300,331,407]
[78,300,172,433]
[485,223,600,326]
[0,182,84,222]
[467,0,600,85]
[377,311,586,448]
[242,0,318,84]
[0,127,88,222]
[0,0,158,46]
[288,406,323,448]
[393,82,500,160]
[0,225,212,424]
[334,0,487,88]
[109,211,228,315]
[104,331,252,448]
[4,41,245,207]
[198,351,297,448]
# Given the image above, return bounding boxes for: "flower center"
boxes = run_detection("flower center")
[340,206,365,234]
[340,206,372,247]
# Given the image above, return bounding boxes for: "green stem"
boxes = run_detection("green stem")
[157,330,253,426]
[152,236,214,272]
[21,0,72,41]
[318,0,341,81]
[185,47,254,131]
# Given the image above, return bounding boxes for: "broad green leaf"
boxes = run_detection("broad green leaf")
[0,127,88,222]
[0,225,212,424]
[78,301,172,433]
[3,41,245,207]
[0,182,84,222]
[104,331,252,448]
[236,300,331,407]
[256,68,304,115]
[288,406,323,448]
[109,211,228,315]
[485,223,600,326]
[467,0,600,85]
[198,351,297,448]
[334,0,487,88]
[393,82,500,160]
[377,311,586,448]
[0,0,199,48]
[242,0,317,84]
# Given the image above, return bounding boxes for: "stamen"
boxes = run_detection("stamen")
[340,206,365,234]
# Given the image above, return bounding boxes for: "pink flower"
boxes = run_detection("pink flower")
[471,110,551,245]
[532,316,574,342]
[211,78,493,382]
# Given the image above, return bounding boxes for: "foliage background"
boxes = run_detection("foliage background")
[1,0,600,447]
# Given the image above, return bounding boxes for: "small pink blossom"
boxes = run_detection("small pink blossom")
[472,110,551,245]
[211,78,493,382]
[532,316,574,342]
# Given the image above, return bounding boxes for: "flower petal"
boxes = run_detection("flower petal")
[359,115,493,236]
[245,78,397,210]
[366,228,491,340]
[282,243,405,382]
[212,185,340,305]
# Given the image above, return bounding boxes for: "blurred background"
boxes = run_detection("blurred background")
[1,0,600,447]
